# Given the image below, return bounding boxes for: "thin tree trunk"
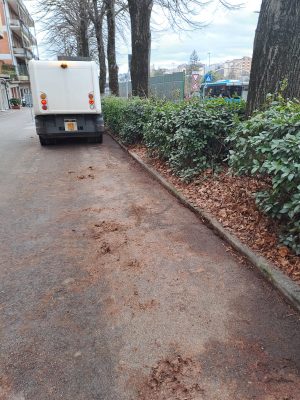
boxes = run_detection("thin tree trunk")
[128,0,153,97]
[106,0,119,96]
[92,0,106,94]
[247,0,300,115]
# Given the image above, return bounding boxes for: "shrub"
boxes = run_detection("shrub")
[102,96,127,133]
[118,98,152,145]
[9,98,21,106]
[102,97,152,145]
[143,100,184,160]
[103,97,244,180]
[144,98,244,181]
[228,99,300,254]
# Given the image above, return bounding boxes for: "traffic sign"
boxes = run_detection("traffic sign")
[204,73,213,82]
[191,72,200,92]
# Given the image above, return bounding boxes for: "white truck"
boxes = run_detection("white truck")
[28,59,104,145]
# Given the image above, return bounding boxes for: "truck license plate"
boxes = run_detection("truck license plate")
[64,119,78,132]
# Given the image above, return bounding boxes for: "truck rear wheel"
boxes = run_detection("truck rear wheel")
[39,137,56,145]
[87,135,103,144]
[97,134,103,144]
[39,136,48,146]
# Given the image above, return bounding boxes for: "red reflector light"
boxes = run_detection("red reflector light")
[41,99,47,105]
[89,100,94,105]
[42,105,48,110]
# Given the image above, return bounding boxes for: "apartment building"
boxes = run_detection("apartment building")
[0,0,37,108]
[224,56,252,80]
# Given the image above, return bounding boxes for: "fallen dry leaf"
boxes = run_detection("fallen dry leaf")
[278,246,289,258]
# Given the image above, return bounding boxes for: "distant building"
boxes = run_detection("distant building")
[208,63,225,78]
[176,62,205,76]
[224,56,252,80]
[0,0,38,106]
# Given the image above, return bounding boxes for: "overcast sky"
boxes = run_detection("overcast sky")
[24,0,262,73]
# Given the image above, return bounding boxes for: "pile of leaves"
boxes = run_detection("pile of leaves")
[228,98,300,255]
[132,146,300,282]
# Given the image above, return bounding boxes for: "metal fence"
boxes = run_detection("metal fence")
[149,72,185,101]
[119,72,185,101]
[119,81,132,98]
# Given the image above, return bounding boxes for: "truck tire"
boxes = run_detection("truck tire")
[39,136,48,146]
[98,134,103,144]
[88,135,103,144]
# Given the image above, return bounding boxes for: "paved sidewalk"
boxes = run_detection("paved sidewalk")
[0,109,299,400]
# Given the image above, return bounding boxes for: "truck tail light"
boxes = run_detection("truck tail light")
[89,93,95,109]
[40,93,48,110]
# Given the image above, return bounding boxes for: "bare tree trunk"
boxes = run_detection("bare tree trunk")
[106,0,119,95]
[247,0,300,115]
[128,0,153,97]
[78,3,90,57]
[92,0,106,94]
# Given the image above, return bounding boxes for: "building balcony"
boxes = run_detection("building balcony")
[18,74,29,81]
[0,64,17,79]
[11,23,37,47]
[13,47,25,58]
[21,24,37,46]
[10,19,21,31]
[13,46,34,60]
[7,0,34,28]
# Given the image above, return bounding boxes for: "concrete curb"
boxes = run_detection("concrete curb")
[107,132,300,313]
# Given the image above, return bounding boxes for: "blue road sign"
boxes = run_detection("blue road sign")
[204,73,213,82]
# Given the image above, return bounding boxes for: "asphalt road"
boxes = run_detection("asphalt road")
[0,109,299,400]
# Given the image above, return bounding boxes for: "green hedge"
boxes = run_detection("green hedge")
[228,99,300,254]
[144,98,243,181]
[103,96,244,180]
[102,97,152,145]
